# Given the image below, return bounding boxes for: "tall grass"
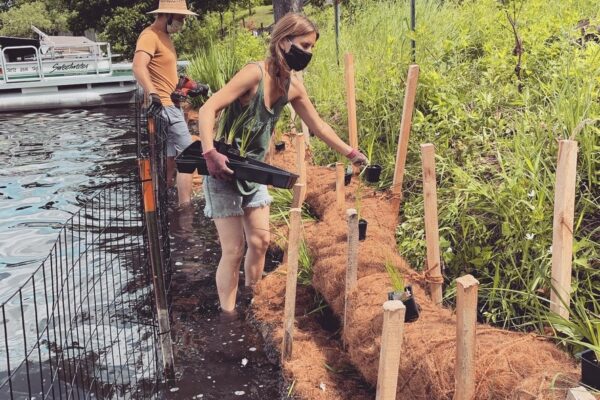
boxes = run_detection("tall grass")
[186,0,599,353]
[302,0,599,337]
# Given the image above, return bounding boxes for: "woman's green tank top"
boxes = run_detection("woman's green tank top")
[218,62,290,195]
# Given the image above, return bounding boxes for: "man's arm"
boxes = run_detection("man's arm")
[132,51,156,95]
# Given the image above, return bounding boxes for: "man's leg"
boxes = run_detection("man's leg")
[166,157,176,188]
[213,216,245,312]
[176,167,193,206]
[164,106,193,206]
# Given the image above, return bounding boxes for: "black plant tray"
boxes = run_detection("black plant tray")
[176,141,299,189]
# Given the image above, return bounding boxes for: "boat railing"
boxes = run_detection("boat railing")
[0,45,42,83]
[0,42,114,84]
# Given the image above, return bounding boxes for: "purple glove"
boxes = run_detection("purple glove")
[203,148,234,180]
[346,148,369,166]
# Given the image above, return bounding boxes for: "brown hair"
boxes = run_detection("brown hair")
[267,13,319,94]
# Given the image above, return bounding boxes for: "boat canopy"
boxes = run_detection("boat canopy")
[0,36,40,60]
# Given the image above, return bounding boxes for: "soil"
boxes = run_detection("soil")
[249,134,593,400]
[165,200,283,400]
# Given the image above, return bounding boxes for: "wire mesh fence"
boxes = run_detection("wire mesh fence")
[0,89,178,400]
[0,174,163,400]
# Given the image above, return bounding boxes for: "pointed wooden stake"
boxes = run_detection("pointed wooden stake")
[375,300,406,400]
[550,140,578,319]
[344,208,359,342]
[282,208,302,362]
[421,144,443,305]
[392,64,420,199]
[454,274,479,400]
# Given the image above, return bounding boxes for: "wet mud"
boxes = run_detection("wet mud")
[166,199,283,400]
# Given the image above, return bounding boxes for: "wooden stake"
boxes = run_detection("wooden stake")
[566,387,596,400]
[375,300,406,400]
[282,208,302,362]
[392,64,420,198]
[345,53,358,150]
[455,274,479,400]
[336,162,345,211]
[297,71,311,145]
[291,183,305,209]
[550,140,578,320]
[296,132,307,205]
[344,208,359,337]
[421,144,443,305]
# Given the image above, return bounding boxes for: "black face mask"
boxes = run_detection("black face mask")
[283,41,312,71]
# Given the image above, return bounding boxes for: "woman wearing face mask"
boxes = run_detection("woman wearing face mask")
[197,13,368,316]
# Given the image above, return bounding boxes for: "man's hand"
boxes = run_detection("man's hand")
[187,83,210,98]
[346,148,369,166]
[147,93,162,118]
[203,148,234,180]
[170,89,187,105]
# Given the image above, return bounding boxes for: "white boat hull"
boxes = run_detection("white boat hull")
[0,72,138,112]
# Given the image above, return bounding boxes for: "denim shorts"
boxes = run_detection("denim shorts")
[162,106,192,157]
[203,176,272,218]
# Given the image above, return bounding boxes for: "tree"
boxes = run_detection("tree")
[99,4,151,59]
[273,0,303,23]
[67,0,154,34]
[0,1,72,37]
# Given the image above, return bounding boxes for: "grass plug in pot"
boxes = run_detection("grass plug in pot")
[344,165,352,186]
[384,260,420,322]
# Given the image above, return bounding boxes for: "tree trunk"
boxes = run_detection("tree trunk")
[273,0,303,23]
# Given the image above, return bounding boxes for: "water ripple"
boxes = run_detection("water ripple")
[0,107,136,280]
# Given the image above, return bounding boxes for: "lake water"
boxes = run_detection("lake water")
[0,107,137,289]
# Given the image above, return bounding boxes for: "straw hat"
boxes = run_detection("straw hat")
[148,0,198,16]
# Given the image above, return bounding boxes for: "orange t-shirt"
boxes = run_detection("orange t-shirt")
[135,26,177,106]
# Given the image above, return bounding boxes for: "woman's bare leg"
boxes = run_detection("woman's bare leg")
[242,205,270,287]
[213,216,245,312]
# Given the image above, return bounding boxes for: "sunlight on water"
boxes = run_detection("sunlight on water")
[0,107,136,279]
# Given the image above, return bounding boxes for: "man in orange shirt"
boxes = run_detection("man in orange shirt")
[132,0,197,206]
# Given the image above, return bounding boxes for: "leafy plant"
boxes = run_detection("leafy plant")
[297,239,313,286]
[354,179,364,221]
[268,187,316,223]
[384,258,405,294]
[547,296,600,362]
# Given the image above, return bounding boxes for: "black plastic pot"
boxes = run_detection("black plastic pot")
[364,164,382,183]
[275,141,285,152]
[358,219,367,241]
[344,170,352,186]
[581,349,600,390]
[387,285,420,323]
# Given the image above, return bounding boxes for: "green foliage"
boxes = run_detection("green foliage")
[0,1,72,37]
[547,295,600,362]
[297,239,313,286]
[67,0,153,34]
[173,14,221,59]
[269,187,316,224]
[303,0,599,334]
[185,26,266,96]
[99,4,151,59]
[384,259,405,293]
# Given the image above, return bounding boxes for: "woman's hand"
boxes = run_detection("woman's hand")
[203,148,234,180]
[346,148,369,166]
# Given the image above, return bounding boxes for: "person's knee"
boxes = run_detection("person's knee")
[247,230,270,253]
[222,239,245,262]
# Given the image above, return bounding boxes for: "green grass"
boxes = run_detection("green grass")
[236,5,274,29]
[301,0,599,349]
